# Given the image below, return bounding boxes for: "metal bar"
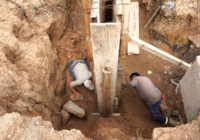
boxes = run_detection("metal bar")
[144,6,161,28]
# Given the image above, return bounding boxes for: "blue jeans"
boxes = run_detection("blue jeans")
[68,61,76,80]
[149,96,167,124]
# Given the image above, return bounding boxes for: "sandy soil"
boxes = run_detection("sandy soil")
[55,0,189,139]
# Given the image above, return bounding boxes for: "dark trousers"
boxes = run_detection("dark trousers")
[149,96,167,124]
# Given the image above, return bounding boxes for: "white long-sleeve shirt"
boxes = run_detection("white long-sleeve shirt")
[70,63,92,87]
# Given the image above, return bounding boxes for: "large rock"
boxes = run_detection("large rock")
[63,100,85,118]
[188,34,200,48]
[152,113,200,140]
[0,112,90,140]
[180,56,200,122]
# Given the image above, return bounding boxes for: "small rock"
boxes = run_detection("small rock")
[27,106,33,112]
[61,109,71,124]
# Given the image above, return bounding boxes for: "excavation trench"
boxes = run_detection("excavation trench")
[55,0,189,139]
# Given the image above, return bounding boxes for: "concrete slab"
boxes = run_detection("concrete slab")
[63,100,85,118]
[180,56,200,122]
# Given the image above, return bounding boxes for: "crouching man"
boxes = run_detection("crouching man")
[122,72,181,126]
[68,58,94,100]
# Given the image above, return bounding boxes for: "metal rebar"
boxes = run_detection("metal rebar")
[144,6,161,28]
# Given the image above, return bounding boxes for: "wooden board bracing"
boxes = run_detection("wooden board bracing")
[90,23,121,113]
[127,2,139,55]
[129,35,191,70]
[91,0,100,23]
[122,0,131,31]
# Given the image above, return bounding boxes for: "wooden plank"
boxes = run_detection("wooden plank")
[128,2,139,55]
[115,64,123,100]
[82,0,92,37]
[114,97,119,112]
[116,0,122,14]
[128,41,140,55]
[120,34,129,55]
[90,23,121,113]
[129,35,191,69]
[122,0,131,30]
[91,0,100,23]
[129,2,139,37]
[103,67,111,117]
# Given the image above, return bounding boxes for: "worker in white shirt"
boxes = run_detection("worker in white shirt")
[68,57,94,100]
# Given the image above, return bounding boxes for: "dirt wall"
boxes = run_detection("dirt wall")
[0,0,69,129]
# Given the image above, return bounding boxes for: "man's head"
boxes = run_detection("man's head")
[84,80,94,90]
[130,72,140,80]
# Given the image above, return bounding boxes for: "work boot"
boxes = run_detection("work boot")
[160,105,170,117]
[168,119,181,127]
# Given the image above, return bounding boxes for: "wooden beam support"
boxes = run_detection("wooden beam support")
[119,34,129,66]
[103,67,111,117]
[122,0,131,30]
[82,0,92,37]
[91,0,100,23]
[114,97,119,113]
[128,2,139,55]
[115,64,123,99]
[129,35,191,69]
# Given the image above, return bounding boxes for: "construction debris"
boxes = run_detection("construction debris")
[144,6,161,28]
[170,79,179,94]
[63,101,85,118]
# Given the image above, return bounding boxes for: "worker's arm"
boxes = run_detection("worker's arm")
[68,84,81,97]
[69,80,84,97]
[122,79,137,88]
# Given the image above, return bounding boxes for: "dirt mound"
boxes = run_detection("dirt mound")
[0,112,90,140]
[0,0,69,129]
[152,113,200,140]
[92,127,134,140]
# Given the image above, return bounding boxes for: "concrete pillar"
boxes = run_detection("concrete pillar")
[180,56,200,122]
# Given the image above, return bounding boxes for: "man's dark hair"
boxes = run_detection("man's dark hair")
[130,72,140,80]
